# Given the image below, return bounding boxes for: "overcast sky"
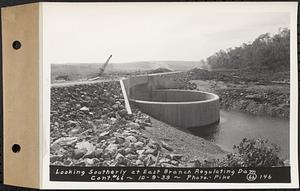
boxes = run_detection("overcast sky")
[42,2,291,64]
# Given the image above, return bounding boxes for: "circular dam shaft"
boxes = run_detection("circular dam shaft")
[121,72,220,128]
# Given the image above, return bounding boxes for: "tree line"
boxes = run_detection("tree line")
[202,28,290,71]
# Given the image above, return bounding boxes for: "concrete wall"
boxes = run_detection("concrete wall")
[151,89,215,102]
[130,90,219,128]
[121,72,220,128]
[122,72,187,99]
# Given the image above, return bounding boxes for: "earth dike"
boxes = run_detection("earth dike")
[50,81,226,168]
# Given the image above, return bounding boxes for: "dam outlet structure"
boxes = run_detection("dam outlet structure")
[120,72,220,128]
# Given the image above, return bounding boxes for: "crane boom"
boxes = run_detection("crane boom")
[99,54,112,76]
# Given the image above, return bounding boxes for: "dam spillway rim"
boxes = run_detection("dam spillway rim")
[120,72,220,128]
[129,89,220,105]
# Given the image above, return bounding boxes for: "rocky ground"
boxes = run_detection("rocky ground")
[186,68,290,119]
[50,81,225,167]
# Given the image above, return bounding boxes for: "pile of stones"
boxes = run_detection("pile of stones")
[50,81,185,167]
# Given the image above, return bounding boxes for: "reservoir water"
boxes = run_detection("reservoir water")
[187,110,290,159]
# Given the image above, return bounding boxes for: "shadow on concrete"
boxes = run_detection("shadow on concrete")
[186,121,221,140]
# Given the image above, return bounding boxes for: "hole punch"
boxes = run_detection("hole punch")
[12,40,21,50]
[12,144,21,153]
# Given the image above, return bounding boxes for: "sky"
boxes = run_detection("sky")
[42,2,292,64]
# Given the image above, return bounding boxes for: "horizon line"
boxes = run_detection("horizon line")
[51,60,203,65]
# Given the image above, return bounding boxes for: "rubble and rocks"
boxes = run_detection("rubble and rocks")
[185,68,290,119]
[50,81,189,167]
[215,88,289,118]
[188,68,290,84]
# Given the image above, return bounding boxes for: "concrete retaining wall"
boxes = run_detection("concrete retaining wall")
[121,72,220,128]
[122,72,187,99]
[151,89,215,102]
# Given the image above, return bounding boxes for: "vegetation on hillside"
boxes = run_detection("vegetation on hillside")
[203,28,290,71]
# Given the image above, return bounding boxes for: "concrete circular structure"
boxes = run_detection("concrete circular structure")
[130,89,220,128]
[120,72,220,129]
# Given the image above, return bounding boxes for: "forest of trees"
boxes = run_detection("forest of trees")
[203,28,290,71]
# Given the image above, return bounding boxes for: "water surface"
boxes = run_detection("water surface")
[188,110,289,159]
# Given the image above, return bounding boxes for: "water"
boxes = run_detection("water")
[187,110,290,159]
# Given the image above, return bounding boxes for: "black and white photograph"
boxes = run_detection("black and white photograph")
[43,2,298,188]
